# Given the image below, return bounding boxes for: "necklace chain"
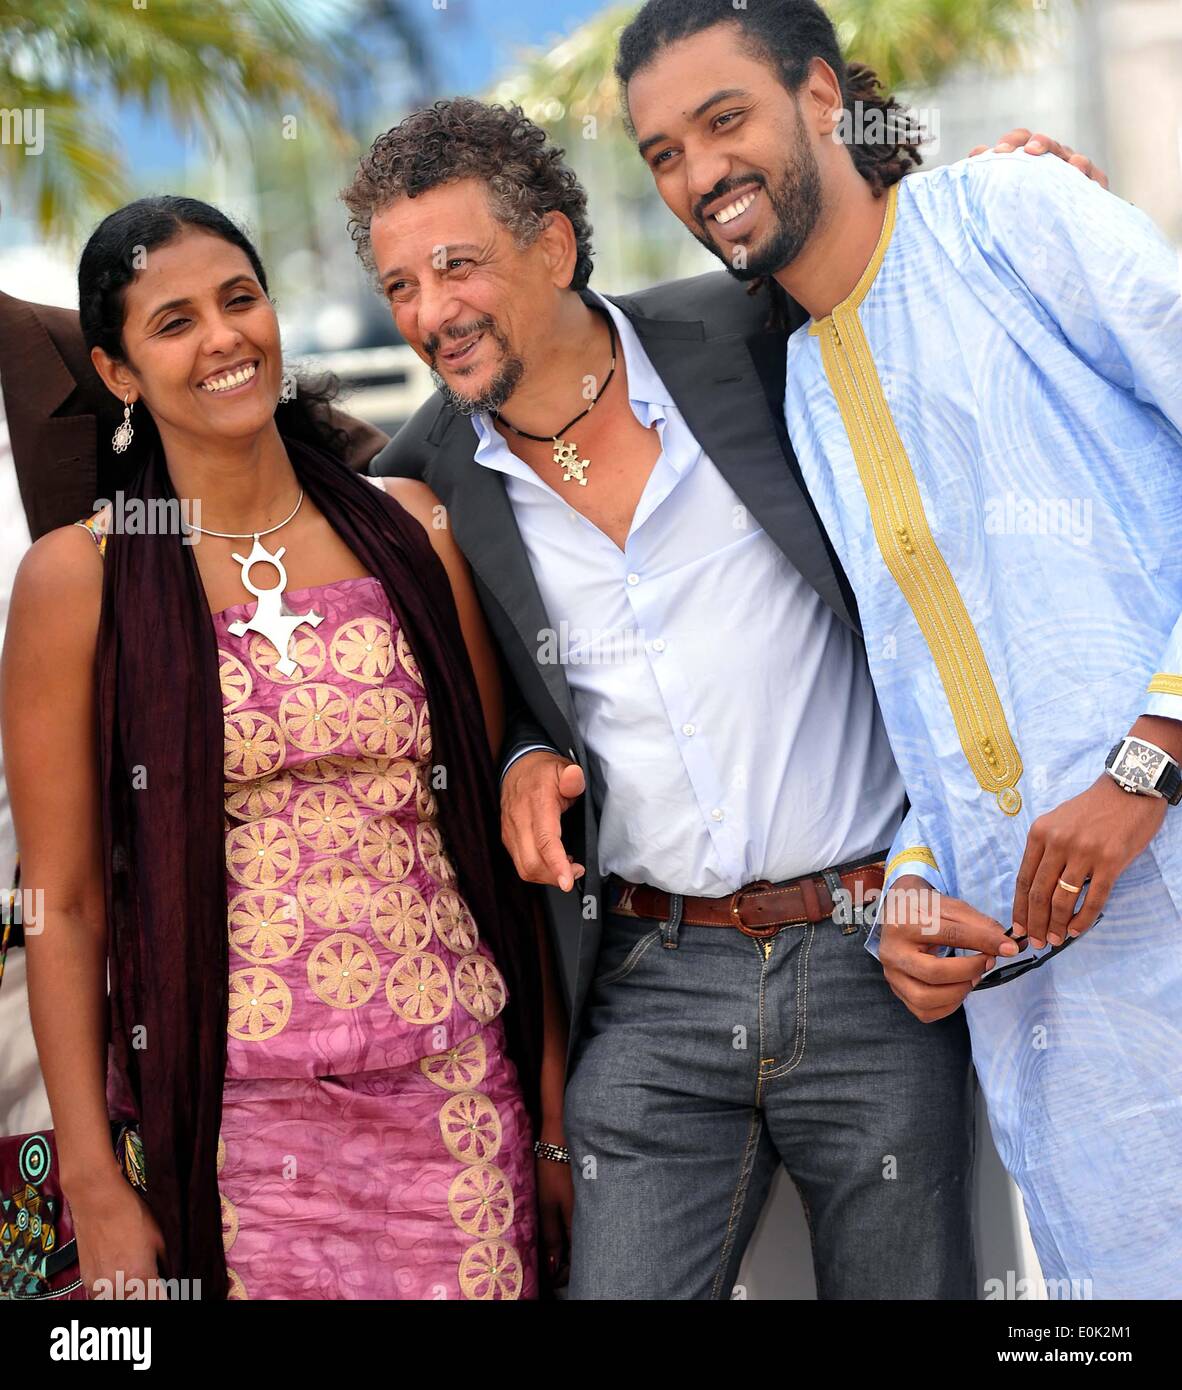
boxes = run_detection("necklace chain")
[496,312,617,445]
[185,489,306,541]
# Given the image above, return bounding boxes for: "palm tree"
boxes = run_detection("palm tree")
[0,0,356,237]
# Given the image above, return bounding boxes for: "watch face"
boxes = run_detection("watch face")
[1116,740,1166,791]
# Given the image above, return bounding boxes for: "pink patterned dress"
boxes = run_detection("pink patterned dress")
[212,575,537,1300]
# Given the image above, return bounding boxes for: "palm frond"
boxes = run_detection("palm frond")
[0,0,361,236]
[0,87,129,233]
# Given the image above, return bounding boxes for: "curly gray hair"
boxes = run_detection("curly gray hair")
[341,98,596,289]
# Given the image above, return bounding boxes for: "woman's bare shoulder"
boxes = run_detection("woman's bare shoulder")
[374,477,456,554]
[11,522,105,638]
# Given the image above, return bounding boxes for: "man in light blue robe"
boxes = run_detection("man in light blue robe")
[620,1,1182,1296]
[781,151,1182,1298]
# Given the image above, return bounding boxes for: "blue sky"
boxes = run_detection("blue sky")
[124,0,608,171]
[437,0,606,89]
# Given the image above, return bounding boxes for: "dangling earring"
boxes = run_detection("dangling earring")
[278,367,297,404]
[112,395,135,454]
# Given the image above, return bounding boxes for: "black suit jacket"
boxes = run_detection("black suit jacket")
[370,271,862,1039]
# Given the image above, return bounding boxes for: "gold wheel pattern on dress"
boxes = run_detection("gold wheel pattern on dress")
[385,951,453,1025]
[227,967,292,1042]
[329,616,393,686]
[296,857,371,929]
[416,822,455,885]
[439,1091,503,1164]
[430,888,479,954]
[291,785,363,852]
[279,684,351,755]
[420,1032,488,1091]
[415,702,433,762]
[224,710,285,782]
[216,1136,226,1174]
[248,628,326,685]
[370,885,432,953]
[221,1194,239,1252]
[226,818,299,889]
[307,932,381,1009]
[291,755,350,785]
[348,757,417,813]
[224,772,293,823]
[416,777,438,822]
[218,650,253,712]
[358,817,415,883]
[352,688,416,759]
[228,889,304,963]
[458,1238,523,1301]
[448,1162,514,1238]
[395,628,424,688]
[226,1268,248,1299]
[453,954,508,1023]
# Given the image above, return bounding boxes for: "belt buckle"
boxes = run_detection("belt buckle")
[729,880,782,938]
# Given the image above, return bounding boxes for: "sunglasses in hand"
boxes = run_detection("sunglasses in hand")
[972,914,1102,991]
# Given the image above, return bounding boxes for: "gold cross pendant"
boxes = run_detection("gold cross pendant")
[553,438,590,487]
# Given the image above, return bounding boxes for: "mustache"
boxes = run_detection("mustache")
[693,173,766,226]
[423,317,497,364]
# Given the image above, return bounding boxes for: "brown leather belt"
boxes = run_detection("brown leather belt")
[609,854,887,940]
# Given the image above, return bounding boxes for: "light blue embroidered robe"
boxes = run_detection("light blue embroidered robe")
[784,151,1182,1297]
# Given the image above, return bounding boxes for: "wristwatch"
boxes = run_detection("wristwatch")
[1104,736,1182,805]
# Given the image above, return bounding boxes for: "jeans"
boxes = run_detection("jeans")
[564,888,977,1299]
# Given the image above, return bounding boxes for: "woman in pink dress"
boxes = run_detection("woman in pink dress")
[2,196,571,1299]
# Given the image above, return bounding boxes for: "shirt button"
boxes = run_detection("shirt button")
[711,808,724,822]
[626,573,640,587]
[652,639,667,653]
[682,723,696,737]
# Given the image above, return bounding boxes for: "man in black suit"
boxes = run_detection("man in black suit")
[350,99,1102,1298]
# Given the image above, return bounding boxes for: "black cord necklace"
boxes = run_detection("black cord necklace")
[494,311,617,487]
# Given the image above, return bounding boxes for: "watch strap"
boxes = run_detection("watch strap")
[1159,758,1182,806]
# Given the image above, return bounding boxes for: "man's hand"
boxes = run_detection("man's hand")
[968,129,1109,189]
[1012,774,1166,950]
[501,749,587,891]
[879,875,1020,1023]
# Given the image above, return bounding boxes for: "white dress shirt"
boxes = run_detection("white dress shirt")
[472,291,904,895]
[0,371,52,1134]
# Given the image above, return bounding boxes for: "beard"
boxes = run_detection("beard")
[426,316,525,416]
[692,115,824,281]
